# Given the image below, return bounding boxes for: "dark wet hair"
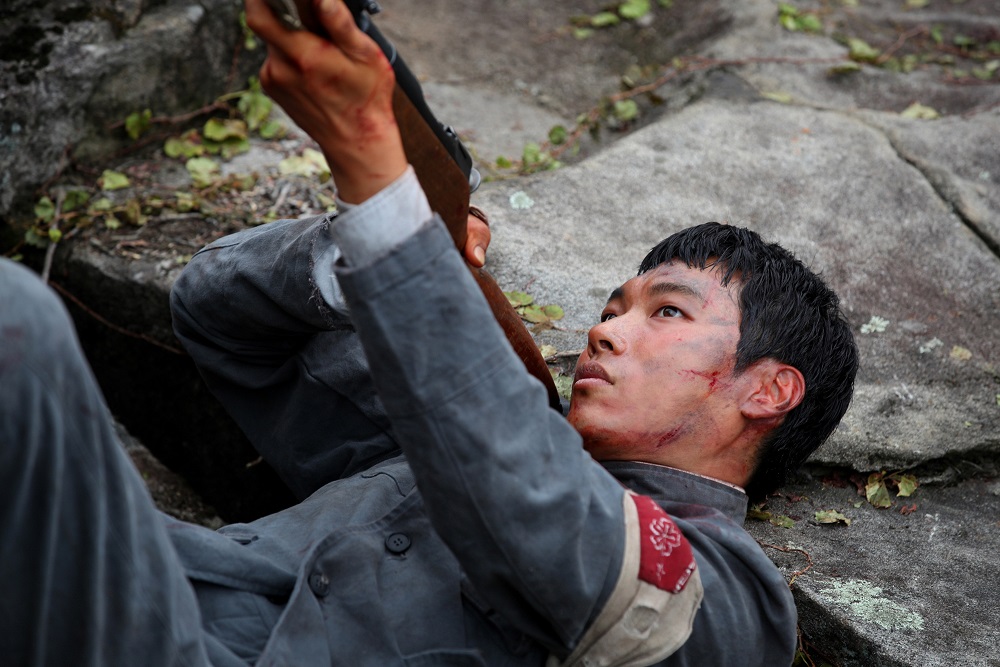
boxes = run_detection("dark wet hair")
[639,222,858,501]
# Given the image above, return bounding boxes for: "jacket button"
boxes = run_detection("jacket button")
[309,571,330,597]
[385,533,411,554]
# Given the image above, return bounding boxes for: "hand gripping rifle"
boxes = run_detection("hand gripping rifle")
[263,0,562,409]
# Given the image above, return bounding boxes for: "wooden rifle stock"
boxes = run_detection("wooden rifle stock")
[263,0,562,409]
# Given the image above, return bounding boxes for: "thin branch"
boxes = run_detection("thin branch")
[48,281,187,356]
[756,541,815,587]
[41,191,66,284]
[875,26,927,65]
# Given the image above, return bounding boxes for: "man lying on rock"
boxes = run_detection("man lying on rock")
[0,0,858,665]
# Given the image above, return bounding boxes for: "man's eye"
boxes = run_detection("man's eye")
[657,306,682,318]
[600,312,617,322]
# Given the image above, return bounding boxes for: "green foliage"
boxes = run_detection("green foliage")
[548,125,569,145]
[572,0,673,37]
[828,61,862,75]
[747,504,796,528]
[125,109,152,140]
[848,38,881,63]
[503,290,565,327]
[618,0,650,20]
[778,4,822,33]
[34,197,56,223]
[612,99,639,122]
[900,102,940,119]
[279,148,331,181]
[864,471,920,508]
[186,157,220,189]
[99,170,131,191]
[237,78,273,132]
[814,509,851,525]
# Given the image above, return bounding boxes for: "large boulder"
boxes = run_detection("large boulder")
[0,0,263,226]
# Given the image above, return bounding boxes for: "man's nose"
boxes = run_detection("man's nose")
[587,318,628,356]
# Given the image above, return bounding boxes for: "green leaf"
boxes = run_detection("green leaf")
[613,99,639,121]
[548,125,569,145]
[164,130,205,159]
[780,14,799,31]
[552,372,573,400]
[778,3,800,17]
[62,189,90,212]
[848,38,881,62]
[88,197,114,214]
[798,13,822,32]
[174,192,198,213]
[893,474,919,497]
[930,25,944,45]
[204,118,248,142]
[590,11,620,27]
[520,304,550,324]
[24,227,50,248]
[104,217,121,230]
[522,142,544,167]
[186,157,220,188]
[618,0,650,20]
[814,509,851,525]
[573,27,594,40]
[762,91,793,103]
[495,155,513,169]
[905,0,929,7]
[504,290,534,307]
[217,137,251,160]
[278,148,330,180]
[258,119,286,139]
[237,83,273,132]
[866,473,893,508]
[657,0,673,7]
[34,196,56,222]
[99,170,131,191]
[900,102,940,119]
[828,61,862,75]
[47,228,62,243]
[538,344,557,359]
[541,304,565,321]
[770,514,795,529]
[747,505,771,521]
[125,108,152,141]
[953,34,976,49]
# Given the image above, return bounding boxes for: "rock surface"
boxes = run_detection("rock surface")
[5,0,1000,664]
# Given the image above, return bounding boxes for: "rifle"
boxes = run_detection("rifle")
[262,0,562,409]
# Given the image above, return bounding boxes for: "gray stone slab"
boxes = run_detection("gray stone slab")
[709,0,1000,117]
[856,109,1000,251]
[746,473,1000,667]
[472,96,1000,472]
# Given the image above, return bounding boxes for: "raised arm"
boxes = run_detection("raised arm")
[237,0,704,661]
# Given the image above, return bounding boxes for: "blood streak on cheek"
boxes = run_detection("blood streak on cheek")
[679,369,729,393]
[655,427,683,448]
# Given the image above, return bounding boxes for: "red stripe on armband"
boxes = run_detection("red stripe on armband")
[632,494,697,593]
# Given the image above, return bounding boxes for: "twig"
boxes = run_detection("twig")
[875,26,927,65]
[756,541,814,587]
[48,281,187,356]
[544,348,585,361]
[41,191,66,284]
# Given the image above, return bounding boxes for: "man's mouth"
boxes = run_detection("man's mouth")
[574,361,612,386]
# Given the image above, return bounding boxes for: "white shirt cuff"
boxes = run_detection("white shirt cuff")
[328,166,433,267]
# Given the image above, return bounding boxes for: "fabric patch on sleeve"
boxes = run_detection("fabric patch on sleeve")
[632,494,696,594]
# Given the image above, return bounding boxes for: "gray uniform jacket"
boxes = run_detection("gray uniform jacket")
[169,212,797,666]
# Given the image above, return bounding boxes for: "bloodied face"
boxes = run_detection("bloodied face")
[567,261,760,469]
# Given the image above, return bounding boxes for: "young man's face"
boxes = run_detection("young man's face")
[567,261,757,470]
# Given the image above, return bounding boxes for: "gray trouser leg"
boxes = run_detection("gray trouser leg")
[0,259,212,667]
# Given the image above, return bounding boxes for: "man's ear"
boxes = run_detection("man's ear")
[741,362,805,421]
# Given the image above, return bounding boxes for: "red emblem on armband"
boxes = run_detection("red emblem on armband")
[632,494,697,593]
